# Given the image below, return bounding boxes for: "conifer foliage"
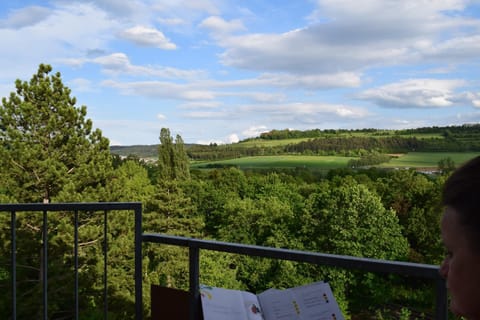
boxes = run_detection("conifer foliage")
[0,63,112,203]
[0,64,114,319]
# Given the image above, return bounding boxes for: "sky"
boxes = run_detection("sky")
[0,1,480,145]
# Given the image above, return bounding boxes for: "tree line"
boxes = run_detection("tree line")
[186,128,480,161]
[0,65,451,319]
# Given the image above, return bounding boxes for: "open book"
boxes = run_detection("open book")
[200,281,344,320]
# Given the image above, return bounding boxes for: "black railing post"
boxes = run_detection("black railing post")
[189,245,200,320]
[74,210,79,320]
[11,210,16,320]
[104,210,108,320]
[134,205,143,320]
[436,276,448,320]
[42,210,48,320]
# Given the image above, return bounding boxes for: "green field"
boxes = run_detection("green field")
[192,152,480,171]
[381,152,480,168]
[191,155,354,170]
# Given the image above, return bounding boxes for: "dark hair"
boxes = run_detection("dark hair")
[442,156,480,252]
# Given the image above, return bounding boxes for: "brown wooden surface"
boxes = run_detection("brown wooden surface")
[151,285,203,320]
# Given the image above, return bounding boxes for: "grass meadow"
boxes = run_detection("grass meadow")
[191,155,354,170]
[192,152,480,171]
[381,152,480,168]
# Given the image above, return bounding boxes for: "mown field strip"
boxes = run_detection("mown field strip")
[192,152,480,170]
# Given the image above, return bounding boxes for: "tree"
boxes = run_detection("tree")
[438,157,455,175]
[302,177,409,315]
[376,169,443,263]
[144,128,203,292]
[157,128,190,181]
[0,63,112,203]
[0,64,115,318]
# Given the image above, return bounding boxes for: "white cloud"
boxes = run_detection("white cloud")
[240,92,287,103]
[196,133,240,145]
[0,2,118,81]
[68,78,94,92]
[101,79,217,100]
[358,79,479,108]
[153,0,220,15]
[211,0,480,75]
[158,18,186,26]
[239,102,369,125]
[3,0,479,146]
[242,126,269,137]
[422,35,480,61]
[199,16,245,37]
[0,5,52,28]
[179,101,221,109]
[97,67,360,102]
[255,72,361,89]
[183,110,230,119]
[59,53,206,80]
[120,26,177,49]
[227,133,240,143]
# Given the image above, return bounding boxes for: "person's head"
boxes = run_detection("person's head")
[440,155,480,319]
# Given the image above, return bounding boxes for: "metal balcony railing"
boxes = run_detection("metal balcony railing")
[1,202,448,320]
[141,233,448,320]
[0,202,143,320]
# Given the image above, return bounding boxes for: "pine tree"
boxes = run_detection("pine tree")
[0,63,112,203]
[0,64,115,318]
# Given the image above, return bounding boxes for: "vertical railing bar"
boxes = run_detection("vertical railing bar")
[134,206,143,320]
[11,210,17,320]
[104,209,108,320]
[189,246,200,320]
[74,210,79,320]
[42,210,48,320]
[435,277,448,320]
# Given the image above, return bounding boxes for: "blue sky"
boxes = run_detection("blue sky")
[0,0,480,145]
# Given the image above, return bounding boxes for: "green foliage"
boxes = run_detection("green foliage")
[438,157,456,174]
[0,64,112,203]
[304,177,408,259]
[301,177,409,314]
[348,152,391,168]
[157,128,190,181]
[107,160,154,203]
[0,64,118,319]
[376,170,444,263]
[199,251,244,290]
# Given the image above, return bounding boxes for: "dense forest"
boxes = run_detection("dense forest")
[0,65,468,319]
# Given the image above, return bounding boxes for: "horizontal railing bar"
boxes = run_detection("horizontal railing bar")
[0,202,142,212]
[142,233,441,279]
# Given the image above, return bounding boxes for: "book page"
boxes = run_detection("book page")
[200,285,264,320]
[258,282,344,320]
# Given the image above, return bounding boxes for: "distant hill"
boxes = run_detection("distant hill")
[110,124,480,160]
[110,144,198,159]
[110,145,159,159]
